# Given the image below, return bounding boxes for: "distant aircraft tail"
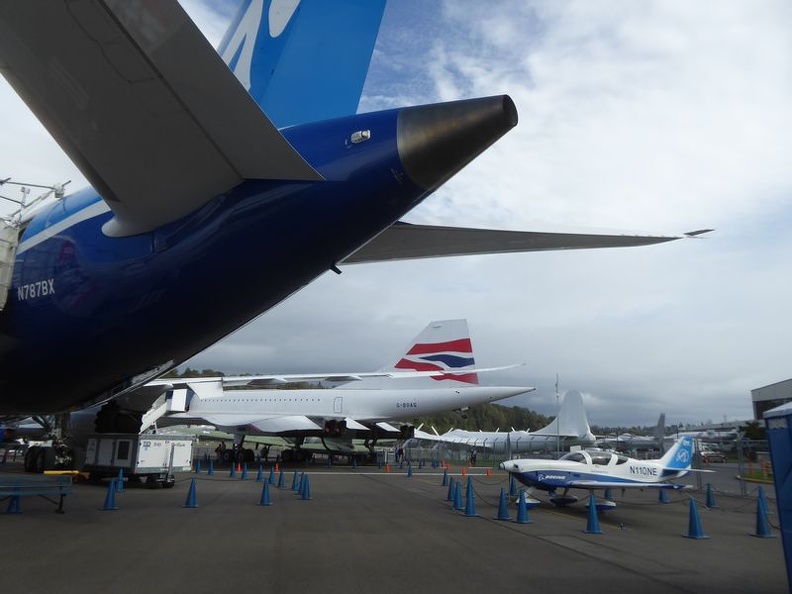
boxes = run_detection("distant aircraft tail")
[653,413,666,452]
[533,390,593,439]
[218,0,387,128]
[659,436,694,472]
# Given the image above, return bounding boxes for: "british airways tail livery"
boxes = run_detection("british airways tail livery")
[0,1,696,419]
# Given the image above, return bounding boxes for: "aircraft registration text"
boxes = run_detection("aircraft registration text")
[629,465,658,476]
[17,279,55,301]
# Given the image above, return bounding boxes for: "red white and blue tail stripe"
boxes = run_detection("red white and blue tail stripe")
[392,320,479,385]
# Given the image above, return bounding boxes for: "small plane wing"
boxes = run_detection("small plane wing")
[568,480,690,490]
[342,222,712,263]
[0,0,321,237]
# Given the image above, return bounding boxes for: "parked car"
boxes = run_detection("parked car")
[700,450,727,463]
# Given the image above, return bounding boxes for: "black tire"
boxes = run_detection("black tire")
[37,447,56,472]
[24,446,40,472]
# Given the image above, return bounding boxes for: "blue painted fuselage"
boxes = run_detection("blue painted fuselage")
[0,109,423,413]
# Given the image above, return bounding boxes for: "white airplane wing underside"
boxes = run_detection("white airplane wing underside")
[0,0,321,237]
[569,480,688,490]
[342,223,700,263]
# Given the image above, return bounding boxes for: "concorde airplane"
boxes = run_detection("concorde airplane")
[144,319,533,454]
[500,436,699,508]
[0,1,703,432]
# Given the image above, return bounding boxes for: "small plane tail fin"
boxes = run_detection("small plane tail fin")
[659,436,694,471]
[533,390,593,438]
[218,0,387,128]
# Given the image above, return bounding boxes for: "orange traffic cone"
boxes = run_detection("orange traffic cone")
[461,467,467,477]
[486,468,492,477]
[385,463,390,473]
[236,462,242,474]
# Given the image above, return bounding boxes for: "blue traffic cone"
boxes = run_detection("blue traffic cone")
[291,470,299,491]
[758,485,770,517]
[509,474,517,497]
[705,483,717,508]
[683,498,708,539]
[255,464,264,482]
[258,480,273,506]
[464,480,477,517]
[496,487,511,521]
[268,466,276,484]
[277,468,285,488]
[208,459,214,476]
[446,476,455,502]
[585,494,603,534]
[453,481,464,511]
[658,488,669,503]
[297,472,305,494]
[241,463,249,480]
[442,468,448,486]
[352,456,357,469]
[603,488,613,500]
[407,464,413,478]
[194,459,201,474]
[229,463,236,478]
[116,468,124,493]
[300,475,312,500]
[516,491,532,524]
[183,478,198,508]
[465,477,472,500]
[753,488,774,538]
[101,479,118,511]
[6,488,21,514]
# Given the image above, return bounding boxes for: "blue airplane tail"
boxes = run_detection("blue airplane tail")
[218,0,387,128]
[659,436,694,471]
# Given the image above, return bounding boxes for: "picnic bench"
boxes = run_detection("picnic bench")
[0,474,74,514]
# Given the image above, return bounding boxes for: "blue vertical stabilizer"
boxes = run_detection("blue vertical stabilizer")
[219,0,387,127]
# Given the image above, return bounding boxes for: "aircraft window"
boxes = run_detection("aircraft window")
[590,453,611,465]
[562,452,586,463]
[616,455,629,465]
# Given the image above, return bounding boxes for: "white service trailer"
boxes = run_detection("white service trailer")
[83,434,193,488]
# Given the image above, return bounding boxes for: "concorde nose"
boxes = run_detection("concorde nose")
[397,95,518,192]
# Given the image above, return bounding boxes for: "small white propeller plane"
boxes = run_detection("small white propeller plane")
[500,436,703,508]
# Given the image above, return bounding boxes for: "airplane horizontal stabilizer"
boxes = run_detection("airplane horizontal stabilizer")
[0,0,321,236]
[342,223,699,264]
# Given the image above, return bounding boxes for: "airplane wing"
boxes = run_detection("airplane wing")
[150,363,524,389]
[568,480,690,490]
[0,1,321,237]
[342,222,712,263]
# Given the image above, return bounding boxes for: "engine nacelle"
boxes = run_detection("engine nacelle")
[323,419,347,437]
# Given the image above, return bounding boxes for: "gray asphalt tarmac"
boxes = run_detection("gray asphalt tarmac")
[0,463,787,594]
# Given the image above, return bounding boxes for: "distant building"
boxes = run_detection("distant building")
[752,379,792,420]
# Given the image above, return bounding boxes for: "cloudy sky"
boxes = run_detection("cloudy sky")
[2,1,790,427]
